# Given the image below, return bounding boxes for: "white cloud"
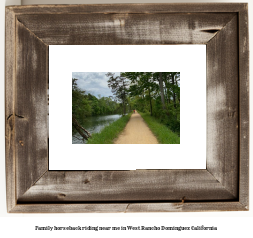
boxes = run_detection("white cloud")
[72,72,120,98]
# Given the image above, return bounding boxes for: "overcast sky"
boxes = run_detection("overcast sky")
[72,72,120,98]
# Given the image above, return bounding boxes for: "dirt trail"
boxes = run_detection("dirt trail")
[114,111,159,144]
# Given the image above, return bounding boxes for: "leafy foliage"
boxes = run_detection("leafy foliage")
[121,72,180,135]
[72,78,92,124]
[139,112,180,144]
[72,71,180,140]
[106,72,129,115]
[72,78,122,121]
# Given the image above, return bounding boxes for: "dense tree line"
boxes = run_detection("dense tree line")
[72,78,124,140]
[106,72,129,115]
[109,72,180,134]
[72,78,122,124]
[72,72,180,140]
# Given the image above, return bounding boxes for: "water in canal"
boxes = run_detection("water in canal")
[72,114,122,144]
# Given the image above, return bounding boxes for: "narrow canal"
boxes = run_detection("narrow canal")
[72,114,122,144]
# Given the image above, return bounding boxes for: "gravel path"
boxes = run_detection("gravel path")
[114,112,159,144]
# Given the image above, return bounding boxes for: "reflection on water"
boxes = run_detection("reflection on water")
[72,114,122,144]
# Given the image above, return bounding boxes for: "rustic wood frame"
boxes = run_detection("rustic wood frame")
[5,3,249,213]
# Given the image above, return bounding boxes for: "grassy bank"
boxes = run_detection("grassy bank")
[87,113,131,144]
[139,112,180,144]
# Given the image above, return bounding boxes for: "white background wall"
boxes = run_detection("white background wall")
[1,0,252,237]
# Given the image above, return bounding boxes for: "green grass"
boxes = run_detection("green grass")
[139,112,180,144]
[87,113,132,144]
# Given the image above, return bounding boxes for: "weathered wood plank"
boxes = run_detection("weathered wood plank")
[7,3,246,15]
[15,20,48,200]
[126,202,248,212]
[16,13,236,45]
[238,4,249,208]
[206,16,239,198]
[5,7,16,212]
[5,3,249,213]
[18,170,236,202]
[10,202,247,213]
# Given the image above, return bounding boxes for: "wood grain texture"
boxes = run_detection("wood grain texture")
[7,3,246,15]
[10,202,247,213]
[15,20,48,200]
[238,4,249,209]
[16,13,236,45]
[125,202,248,212]
[5,3,249,213]
[206,16,239,198]
[5,7,16,212]
[18,170,236,202]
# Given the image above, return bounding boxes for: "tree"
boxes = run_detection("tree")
[122,72,158,116]
[106,72,129,115]
[121,72,180,135]
[72,78,92,120]
[158,72,166,110]
[72,78,92,140]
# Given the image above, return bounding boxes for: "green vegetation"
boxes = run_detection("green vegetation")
[120,72,180,135]
[140,112,180,144]
[72,78,124,140]
[106,72,129,115]
[72,78,122,122]
[87,113,132,144]
[72,72,180,142]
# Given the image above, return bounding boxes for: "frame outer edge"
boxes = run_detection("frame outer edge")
[5,7,17,212]
[6,3,249,14]
[238,4,249,209]
[10,202,247,213]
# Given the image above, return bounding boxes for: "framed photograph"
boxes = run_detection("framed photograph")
[5,3,249,213]
[49,45,206,170]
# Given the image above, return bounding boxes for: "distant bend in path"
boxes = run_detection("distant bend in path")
[114,111,158,144]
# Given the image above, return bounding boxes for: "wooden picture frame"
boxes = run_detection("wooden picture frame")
[5,3,249,213]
